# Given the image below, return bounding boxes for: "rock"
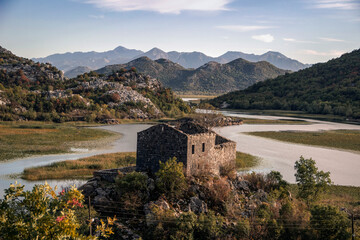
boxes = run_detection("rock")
[78,184,95,196]
[189,196,208,214]
[255,189,268,202]
[95,187,107,197]
[93,195,109,205]
[147,178,155,192]
[234,180,251,192]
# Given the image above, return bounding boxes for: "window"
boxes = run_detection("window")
[192,145,195,154]
[202,143,205,152]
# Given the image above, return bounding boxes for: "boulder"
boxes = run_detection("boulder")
[189,196,208,214]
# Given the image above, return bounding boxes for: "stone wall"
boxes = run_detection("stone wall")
[136,123,236,176]
[186,132,216,176]
[136,124,188,173]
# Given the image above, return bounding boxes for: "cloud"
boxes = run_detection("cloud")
[319,37,345,42]
[310,0,360,10]
[283,38,318,43]
[216,25,275,32]
[302,49,345,56]
[252,34,274,43]
[82,0,232,14]
[89,14,104,19]
[283,38,297,42]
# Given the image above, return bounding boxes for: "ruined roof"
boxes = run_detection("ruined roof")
[176,122,211,135]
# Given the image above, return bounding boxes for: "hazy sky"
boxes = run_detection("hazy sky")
[0,0,359,64]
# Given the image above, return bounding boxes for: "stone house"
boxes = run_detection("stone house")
[136,122,236,176]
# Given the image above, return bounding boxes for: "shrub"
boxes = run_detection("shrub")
[156,157,187,199]
[309,205,351,240]
[294,156,331,203]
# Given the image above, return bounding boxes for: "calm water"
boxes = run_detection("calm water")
[1,113,359,197]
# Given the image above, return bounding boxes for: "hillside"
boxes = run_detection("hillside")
[0,46,191,122]
[34,45,309,72]
[209,49,360,119]
[97,57,288,94]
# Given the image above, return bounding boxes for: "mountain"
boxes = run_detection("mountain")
[209,49,360,120]
[34,46,310,72]
[33,46,144,72]
[96,56,288,94]
[215,51,311,71]
[64,66,93,78]
[0,46,191,122]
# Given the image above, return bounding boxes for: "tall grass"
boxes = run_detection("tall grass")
[247,130,360,151]
[0,121,116,161]
[235,151,261,170]
[23,152,136,180]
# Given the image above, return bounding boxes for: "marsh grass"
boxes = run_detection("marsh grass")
[247,130,360,152]
[241,118,310,125]
[0,121,116,161]
[23,152,136,180]
[235,151,261,170]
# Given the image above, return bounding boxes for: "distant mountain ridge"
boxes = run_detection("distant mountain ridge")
[33,46,310,74]
[96,56,289,94]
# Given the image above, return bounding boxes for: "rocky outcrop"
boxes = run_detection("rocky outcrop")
[79,167,270,239]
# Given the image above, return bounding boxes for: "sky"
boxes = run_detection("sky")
[0,0,359,64]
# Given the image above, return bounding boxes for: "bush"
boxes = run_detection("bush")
[309,205,351,240]
[156,157,188,199]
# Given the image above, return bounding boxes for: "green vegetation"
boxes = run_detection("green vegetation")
[235,151,261,170]
[5,156,360,239]
[242,117,309,124]
[209,49,360,120]
[23,152,135,180]
[0,183,115,239]
[310,205,351,240]
[294,156,331,202]
[247,130,360,152]
[0,121,116,162]
[155,157,188,199]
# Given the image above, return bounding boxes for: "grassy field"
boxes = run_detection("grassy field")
[235,151,261,170]
[241,118,310,125]
[23,152,136,180]
[0,121,118,162]
[226,109,359,124]
[289,184,360,236]
[247,130,360,152]
[23,151,260,180]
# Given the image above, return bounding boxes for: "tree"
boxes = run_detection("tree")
[294,156,331,203]
[156,157,187,199]
[309,205,351,240]
[0,182,114,239]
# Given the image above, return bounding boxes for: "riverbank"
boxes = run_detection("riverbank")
[247,130,360,152]
[0,121,120,162]
[22,151,260,180]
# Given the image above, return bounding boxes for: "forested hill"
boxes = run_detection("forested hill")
[209,49,360,119]
[0,46,191,122]
[96,57,288,94]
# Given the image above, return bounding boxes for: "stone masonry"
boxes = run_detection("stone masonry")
[136,122,236,176]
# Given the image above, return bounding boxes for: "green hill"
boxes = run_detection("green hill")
[96,57,288,94]
[209,49,360,119]
[0,46,191,122]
